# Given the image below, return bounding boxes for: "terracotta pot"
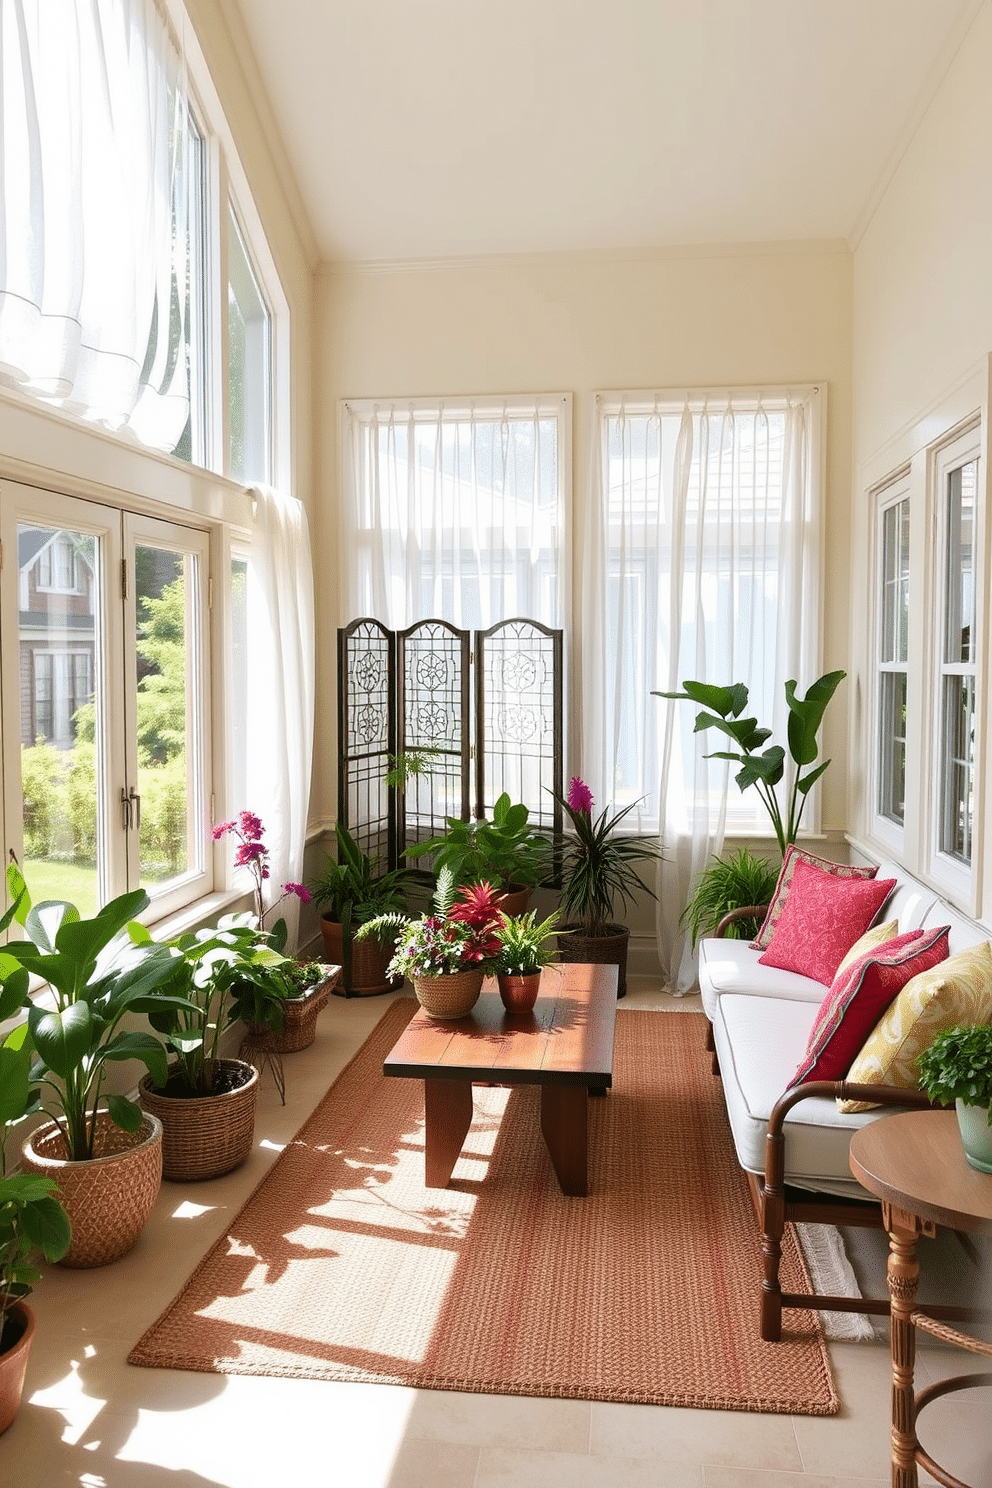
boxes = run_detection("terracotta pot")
[495,884,532,917]
[496,971,542,1012]
[413,968,485,1020]
[0,1299,35,1434]
[320,918,401,997]
[21,1112,163,1269]
[139,1060,259,1182]
[555,922,629,998]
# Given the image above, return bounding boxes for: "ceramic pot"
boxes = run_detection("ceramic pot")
[496,971,542,1012]
[139,1059,259,1182]
[413,968,485,1020]
[955,1099,992,1173]
[21,1112,163,1269]
[555,922,629,998]
[495,884,532,917]
[320,918,401,997]
[0,1300,35,1434]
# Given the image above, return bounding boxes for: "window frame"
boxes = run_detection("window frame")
[869,469,912,852]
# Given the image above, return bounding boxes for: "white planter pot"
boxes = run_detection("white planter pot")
[955,1098,992,1174]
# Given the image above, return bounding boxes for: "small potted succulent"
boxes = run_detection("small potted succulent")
[493,909,561,1012]
[356,871,504,1020]
[553,777,662,998]
[918,1024,992,1174]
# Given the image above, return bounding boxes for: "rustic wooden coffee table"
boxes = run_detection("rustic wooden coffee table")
[383,962,617,1196]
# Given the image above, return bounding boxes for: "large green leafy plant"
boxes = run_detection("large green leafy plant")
[654,671,845,854]
[0,865,183,1162]
[407,792,551,892]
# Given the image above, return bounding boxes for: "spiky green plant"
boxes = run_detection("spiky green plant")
[680,848,780,948]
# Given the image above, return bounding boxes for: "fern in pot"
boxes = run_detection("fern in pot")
[918,1024,992,1174]
[680,848,780,947]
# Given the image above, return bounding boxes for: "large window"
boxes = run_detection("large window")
[875,480,910,830]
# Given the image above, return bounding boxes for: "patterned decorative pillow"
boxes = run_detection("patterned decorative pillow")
[750,844,878,950]
[757,858,897,986]
[838,940,992,1111]
[834,920,900,979]
[788,926,950,1088]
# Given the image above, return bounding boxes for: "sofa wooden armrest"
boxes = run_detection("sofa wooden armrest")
[713,904,770,938]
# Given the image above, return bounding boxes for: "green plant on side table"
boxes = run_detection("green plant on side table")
[406,792,551,908]
[0,863,184,1269]
[918,1024,992,1174]
[552,777,662,999]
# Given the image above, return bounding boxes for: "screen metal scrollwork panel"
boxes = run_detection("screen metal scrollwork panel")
[396,620,470,859]
[475,619,563,841]
[337,618,395,866]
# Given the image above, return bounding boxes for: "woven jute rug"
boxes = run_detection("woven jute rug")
[129,1001,839,1414]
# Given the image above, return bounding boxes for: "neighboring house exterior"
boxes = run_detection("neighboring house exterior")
[18,527,96,750]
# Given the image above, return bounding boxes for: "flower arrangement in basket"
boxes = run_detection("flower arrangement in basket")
[356,871,505,1018]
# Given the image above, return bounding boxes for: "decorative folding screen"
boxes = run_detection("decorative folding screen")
[338,617,563,867]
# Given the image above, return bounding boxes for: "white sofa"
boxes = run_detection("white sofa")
[697,853,988,1340]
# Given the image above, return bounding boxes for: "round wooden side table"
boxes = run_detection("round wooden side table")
[849,1109,992,1488]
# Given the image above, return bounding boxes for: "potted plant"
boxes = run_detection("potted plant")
[552,777,662,998]
[356,872,504,1020]
[0,1011,71,1432]
[493,909,561,1012]
[309,821,423,996]
[919,1025,992,1173]
[406,792,551,913]
[0,864,180,1269]
[680,848,780,947]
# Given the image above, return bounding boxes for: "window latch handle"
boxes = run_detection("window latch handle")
[121,788,132,831]
[128,786,141,830]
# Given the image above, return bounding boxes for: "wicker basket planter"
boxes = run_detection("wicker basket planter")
[320,918,401,998]
[139,1060,259,1182]
[20,1112,163,1269]
[556,923,629,998]
[412,968,485,1020]
[0,1300,36,1435]
[245,971,338,1053]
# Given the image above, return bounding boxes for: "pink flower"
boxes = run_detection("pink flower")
[567,776,593,814]
[234,841,266,867]
[238,810,264,842]
[211,819,236,840]
[283,882,312,904]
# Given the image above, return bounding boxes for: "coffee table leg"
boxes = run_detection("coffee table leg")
[423,1077,473,1188]
[540,1084,587,1196]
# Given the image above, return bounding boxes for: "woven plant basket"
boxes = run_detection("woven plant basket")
[412,968,485,1020]
[20,1112,163,1269]
[245,971,338,1053]
[0,1300,35,1435]
[556,922,629,997]
[139,1060,259,1182]
[320,918,401,997]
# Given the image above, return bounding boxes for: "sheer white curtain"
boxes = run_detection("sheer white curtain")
[246,487,316,949]
[586,389,822,992]
[340,398,568,629]
[0,0,191,450]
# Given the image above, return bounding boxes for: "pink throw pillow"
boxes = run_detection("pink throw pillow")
[757,858,896,986]
[751,844,878,949]
[788,926,951,1087]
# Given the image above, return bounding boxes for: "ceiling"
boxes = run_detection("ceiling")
[230,0,981,266]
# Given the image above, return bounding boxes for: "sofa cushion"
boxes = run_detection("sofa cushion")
[919,900,990,956]
[834,919,900,978]
[757,859,897,985]
[711,993,901,1189]
[698,937,827,1020]
[788,926,951,1087]
[838,940,992,1111]
[751,844,878,949]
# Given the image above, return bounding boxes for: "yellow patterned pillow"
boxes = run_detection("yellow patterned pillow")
[838,940,992,1111]
[834,920,900,979]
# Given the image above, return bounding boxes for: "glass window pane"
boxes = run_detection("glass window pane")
[878,672,907,825]
[17,524,102,917]
[227,206,271,484]
[940,674,974,862]
[229,555,248,811]
[171,120,207,467]
[944,461,976,665]
[134,545,199,892]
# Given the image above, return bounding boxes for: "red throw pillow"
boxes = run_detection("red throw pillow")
[788,926,951,1087]
[751,844,879,949]
[757,858,896,985]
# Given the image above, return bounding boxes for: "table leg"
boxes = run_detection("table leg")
[423,1078,474,1188]
[884,1205,924,1488]
[540,1084,587,1196]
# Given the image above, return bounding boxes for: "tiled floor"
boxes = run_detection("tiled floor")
[5,980,990,1488]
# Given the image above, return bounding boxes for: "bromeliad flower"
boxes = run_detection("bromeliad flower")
[567,776,594,814]
[354,871,507,980]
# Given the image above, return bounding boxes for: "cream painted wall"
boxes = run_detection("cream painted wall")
[313,247,854,841]
[850,0,992,845]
